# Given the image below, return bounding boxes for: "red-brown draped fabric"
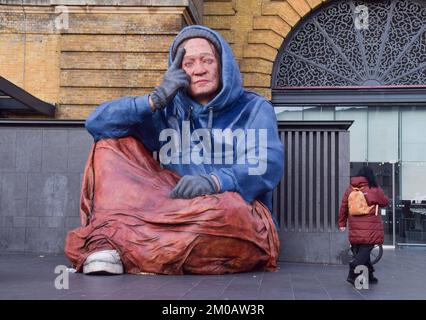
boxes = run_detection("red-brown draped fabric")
[65,136,280,275]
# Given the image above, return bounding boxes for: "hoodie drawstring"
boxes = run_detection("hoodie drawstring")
[187,106,193,121]
[207,106,213,134]
[187,105,213,134]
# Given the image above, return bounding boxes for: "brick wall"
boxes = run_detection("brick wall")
[203,0,328,100]
[57,7,184,119]
[1,0,329,117]
[0,0,202,119]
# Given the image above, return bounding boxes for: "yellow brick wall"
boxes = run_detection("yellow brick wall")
[0,1,328,119]
[0,32,60,110]
[204,0,327,100]
[0,4,193,119]
[57,7,185,119]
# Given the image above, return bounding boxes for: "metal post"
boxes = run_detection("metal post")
[392,161,396,247]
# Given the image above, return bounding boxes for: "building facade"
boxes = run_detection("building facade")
[1,0,425,255]
[272,0,426,246]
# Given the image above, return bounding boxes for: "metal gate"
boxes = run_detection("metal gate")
[274,121,352,264]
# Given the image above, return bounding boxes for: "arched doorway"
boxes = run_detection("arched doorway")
[272,0,426,247]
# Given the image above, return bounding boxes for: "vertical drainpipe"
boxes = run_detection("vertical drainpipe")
[392,161,396,247]
[20,0,27,90]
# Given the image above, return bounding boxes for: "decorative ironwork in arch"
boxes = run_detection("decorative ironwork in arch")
[272,0,426,88]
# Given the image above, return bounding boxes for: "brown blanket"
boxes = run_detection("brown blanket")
[65,136,280,274]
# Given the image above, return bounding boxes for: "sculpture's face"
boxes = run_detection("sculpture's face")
[181,38,220,105]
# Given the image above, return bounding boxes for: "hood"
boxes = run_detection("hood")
[350,176,369,188]
[169,25,244,116]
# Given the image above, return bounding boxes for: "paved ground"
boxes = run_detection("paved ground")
[1,247,425,300]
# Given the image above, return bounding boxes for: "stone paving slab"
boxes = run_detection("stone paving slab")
[1,247,426,300]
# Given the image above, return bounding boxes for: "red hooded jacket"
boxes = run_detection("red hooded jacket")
[338,176,389,245]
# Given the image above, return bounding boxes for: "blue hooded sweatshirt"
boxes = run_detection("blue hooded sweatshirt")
[85,25,284,219]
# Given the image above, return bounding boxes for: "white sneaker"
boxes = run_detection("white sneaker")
[83,250,123,275]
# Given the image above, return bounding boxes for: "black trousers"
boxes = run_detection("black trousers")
[349,244,375,275]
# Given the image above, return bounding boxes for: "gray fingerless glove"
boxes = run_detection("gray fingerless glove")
[150,47,190,110]
[170,174,219,199]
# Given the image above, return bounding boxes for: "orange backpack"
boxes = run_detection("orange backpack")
[348,186,378,216]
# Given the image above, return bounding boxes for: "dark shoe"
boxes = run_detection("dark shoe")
[346,276,355,285]
[369,275,378,284]
[346,271,356,285]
